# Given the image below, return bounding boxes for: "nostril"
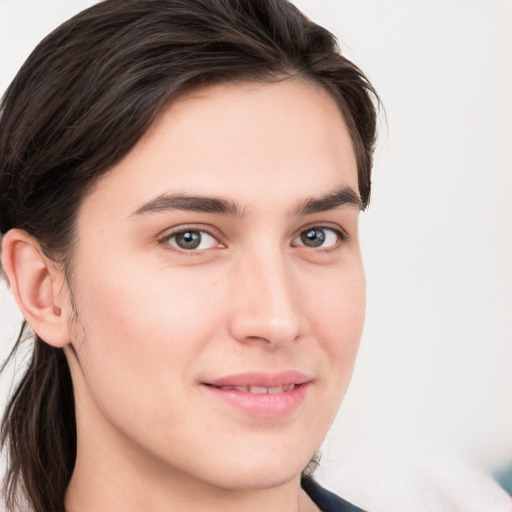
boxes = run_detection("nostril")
[228,265,303,346]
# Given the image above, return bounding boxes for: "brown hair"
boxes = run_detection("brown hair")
[0,1,379,510]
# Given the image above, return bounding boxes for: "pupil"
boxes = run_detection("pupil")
[176,231,201,249]
[301,228,325,247]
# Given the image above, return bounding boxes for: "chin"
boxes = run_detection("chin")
[191,451,311,492]
[207,469,302,492]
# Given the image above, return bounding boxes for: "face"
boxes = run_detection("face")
[64,79,365,491]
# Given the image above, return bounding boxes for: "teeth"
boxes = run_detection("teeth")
[249,385,268,394]
[218,386,250,392]
[217,384,297,394]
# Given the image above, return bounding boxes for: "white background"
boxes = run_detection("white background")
[1,1,511,510]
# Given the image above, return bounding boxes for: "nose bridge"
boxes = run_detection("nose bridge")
[229,242,302,346]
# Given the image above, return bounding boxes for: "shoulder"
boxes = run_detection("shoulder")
[302,477,368,512]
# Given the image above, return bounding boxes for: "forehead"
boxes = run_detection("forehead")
[80,79,358,220]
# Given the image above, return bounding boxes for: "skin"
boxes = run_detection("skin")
[3,78,365,512]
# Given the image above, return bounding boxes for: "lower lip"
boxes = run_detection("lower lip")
[202,383,310,418]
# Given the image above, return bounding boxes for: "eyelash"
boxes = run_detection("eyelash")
[291,225,349,253]
[158,225,223,256]
[158,224,350,255]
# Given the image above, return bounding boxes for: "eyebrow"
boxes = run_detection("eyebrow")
[130,194,244,217]
[295,186,362,214]
[129,186,362,219]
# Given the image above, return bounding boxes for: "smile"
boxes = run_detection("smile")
[202,372,311,418]
[214,384,296,394]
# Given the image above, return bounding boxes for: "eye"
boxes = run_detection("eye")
[164,229,220,251]
[293,227,343,249]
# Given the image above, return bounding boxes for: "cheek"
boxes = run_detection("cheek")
[66,260,231,460]
[289,262,365,437]
[305,263,366,372]
[68,256,223,402]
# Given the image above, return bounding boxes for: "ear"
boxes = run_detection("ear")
[1,229,72,347]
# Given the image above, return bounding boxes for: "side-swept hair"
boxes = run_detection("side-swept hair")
[0,1,378,510]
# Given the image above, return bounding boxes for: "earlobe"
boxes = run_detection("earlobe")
[1,229,71,347]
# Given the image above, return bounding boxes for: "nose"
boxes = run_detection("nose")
[228,248,304,348]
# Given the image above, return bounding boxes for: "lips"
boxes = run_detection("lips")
[201,371,312,418]
[214,384,297,394]
[204,370,311,389]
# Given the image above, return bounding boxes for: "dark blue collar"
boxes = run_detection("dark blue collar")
[301,477,367,512]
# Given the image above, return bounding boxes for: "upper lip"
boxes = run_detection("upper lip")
[203,371,312,388]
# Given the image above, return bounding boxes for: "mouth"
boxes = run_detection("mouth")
[201,371,312,418]
[208,383,298,394]
[203,370,311,388]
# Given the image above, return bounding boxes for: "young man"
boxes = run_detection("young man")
[0,1,377,511]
